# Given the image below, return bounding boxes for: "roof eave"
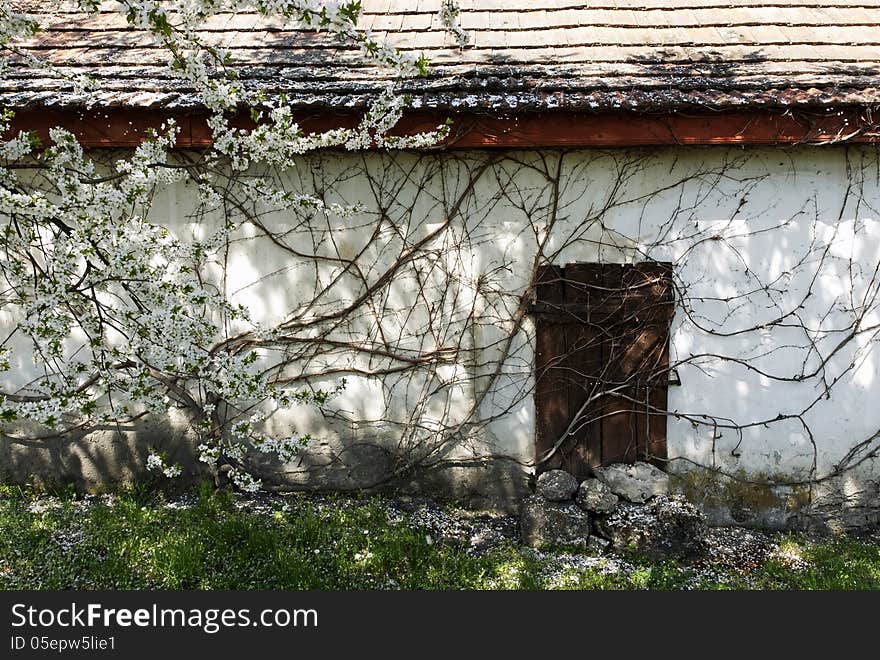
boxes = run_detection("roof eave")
[5,100,880,148]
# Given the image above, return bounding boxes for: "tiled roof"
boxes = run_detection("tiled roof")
[5,0,880,112]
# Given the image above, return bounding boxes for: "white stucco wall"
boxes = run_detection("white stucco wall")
[3,145,880,523]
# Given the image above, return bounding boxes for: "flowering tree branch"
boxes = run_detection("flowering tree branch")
[0,0,465,491]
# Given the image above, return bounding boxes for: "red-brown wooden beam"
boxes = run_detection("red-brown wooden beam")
[6,107,880,148]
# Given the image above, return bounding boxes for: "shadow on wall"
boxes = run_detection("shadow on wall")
[247,432,531,513]
[0,413,203,492]
[396,458,531,513]
[0,414,531,512]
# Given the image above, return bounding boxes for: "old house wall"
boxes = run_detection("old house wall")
[3,145,879,528]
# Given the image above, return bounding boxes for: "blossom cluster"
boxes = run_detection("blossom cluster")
[146,452,183,478]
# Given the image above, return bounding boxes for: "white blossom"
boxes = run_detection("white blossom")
[146,452,183,478]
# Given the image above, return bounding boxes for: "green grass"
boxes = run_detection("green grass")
[0,487,877,590]
[748,535,880,590]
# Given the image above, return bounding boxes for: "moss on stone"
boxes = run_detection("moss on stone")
[671,468,812,525]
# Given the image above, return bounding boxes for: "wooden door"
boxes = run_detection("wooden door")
[531,262,674,477]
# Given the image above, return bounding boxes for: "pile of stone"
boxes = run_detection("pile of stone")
[520,462,707,559]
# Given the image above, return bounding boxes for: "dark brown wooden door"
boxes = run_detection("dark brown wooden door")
[531,262,674,477]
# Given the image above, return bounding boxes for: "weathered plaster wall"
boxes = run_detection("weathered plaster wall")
[3,145,880,527]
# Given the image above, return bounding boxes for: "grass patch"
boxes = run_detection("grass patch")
[750,534,880,590]
[0,488,877,590]
[0,488,528,590]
